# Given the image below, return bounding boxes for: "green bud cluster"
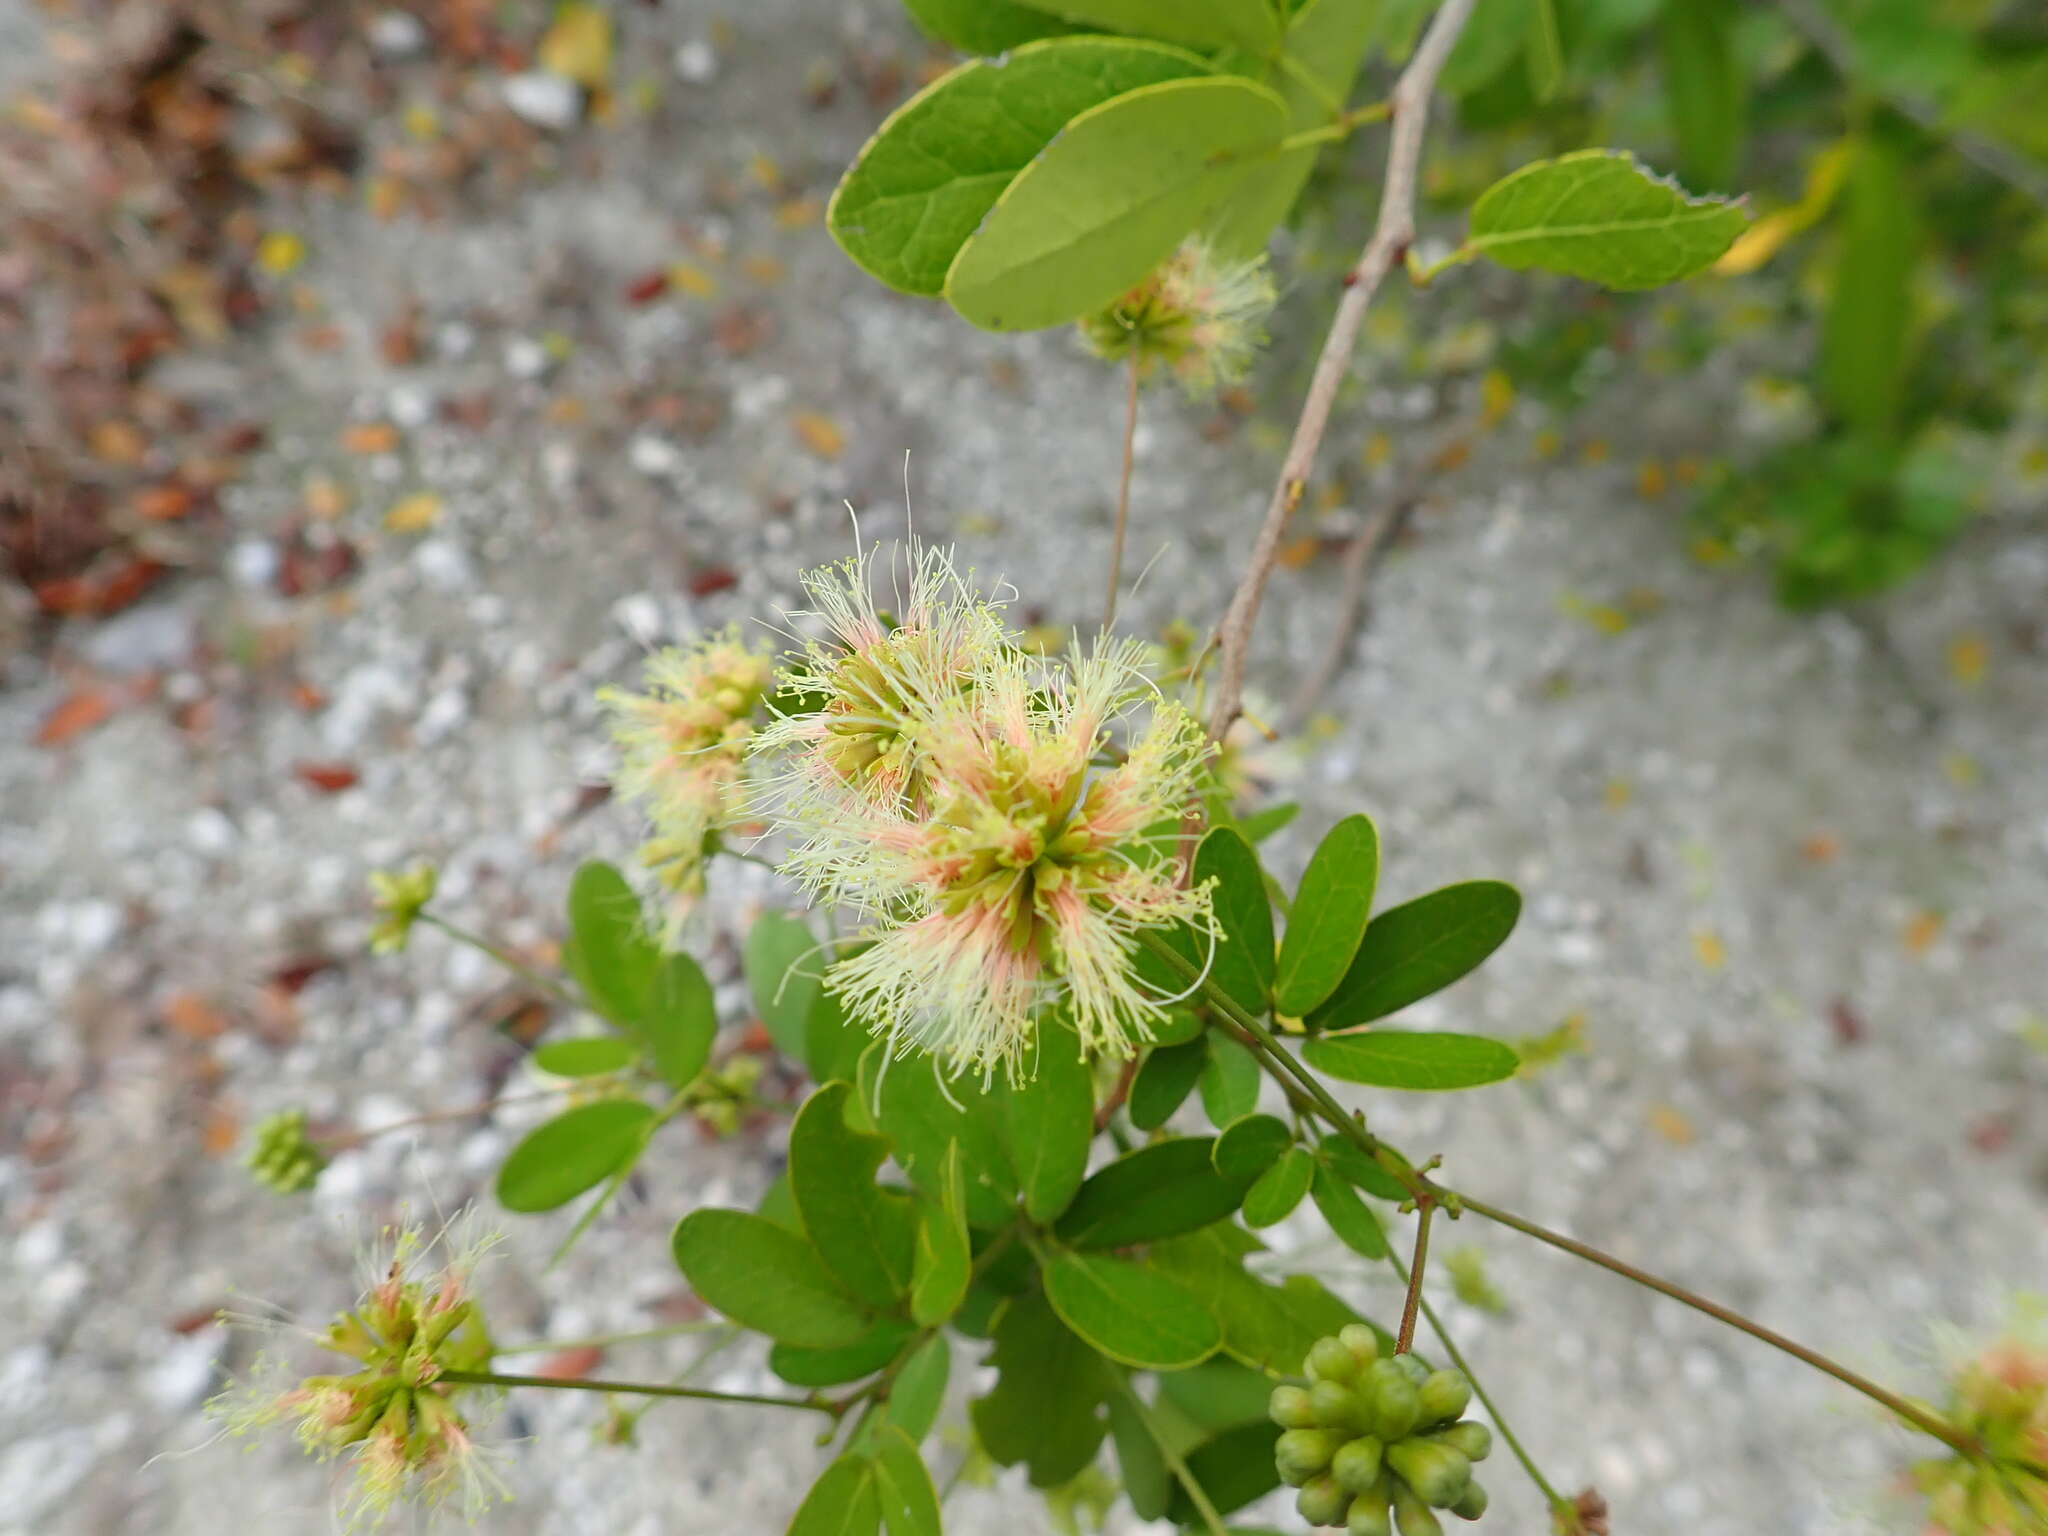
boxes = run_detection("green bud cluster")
[1270,1325,1494,1533]
[682,1053,766,1137]
[244,1108,327,1194]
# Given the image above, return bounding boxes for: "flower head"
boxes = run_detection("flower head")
[244,1107,327,1195]
[775,611,1215,1080]
[1911,1298,2048,1534]
[211,1218,507,1530]
[367,864,437,955]
[753,541,1005,816]
[1077,239,1276,398]
[600,628,774,911]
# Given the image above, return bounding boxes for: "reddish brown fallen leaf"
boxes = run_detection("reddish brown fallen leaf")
[380,306,423,367]
[36,687,118,747]
[1827,997,1866,1046]
[1799,832,1841,863]
[712,305,772,357]
[294,761,360,793]
[92,558,168,616]
[200,1106,240,1158]
[1969,1115,2013,1155]
[791,411,844,460]
[623,269,670,305]
[164,990,230,1041]
[290,681,327,712]
[342,422,400,455]
[134,483,196,521]
[688,565,738,597]
[536,1345,605,1380]
[268,955,337,995]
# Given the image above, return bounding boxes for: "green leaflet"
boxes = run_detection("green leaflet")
[945,76,1290,330]
[1465,149,1748,290]
[828,37,1211,296]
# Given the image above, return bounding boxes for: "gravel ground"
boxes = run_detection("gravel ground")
[4,3,2046,1535]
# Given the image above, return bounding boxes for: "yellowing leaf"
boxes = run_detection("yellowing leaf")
[1648,1103,1696,1144]
[1942,752,1979,789]
[792,412,845,460]
[1479,369,1513,428]
[669,263,718,298]
[1692,930,1726,971]
[1947,632,1988,688]
[741,255,786,285]
[538,1,614,91]
[384,492,443,533]
[403,103,441,142]
[1714,140,1852,276]
[1636,459,1668,499]
[775,197,822,230]
[1902,911,1943,956]
[1603,779,1633,809]
[1560,593,1631,635]
[1364,430,1393,468]
[257,231,307,275]
[748,153,782,191]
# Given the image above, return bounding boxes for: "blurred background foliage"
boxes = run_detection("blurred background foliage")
[1293,0,2047,608]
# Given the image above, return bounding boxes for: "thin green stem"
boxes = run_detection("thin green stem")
[1278,121,1353,154]
[1406,244,1476,286]
[1107,1373,1229,1536]
[492,1321,730,1357]
[1394,1196,1433,1355]
[438,1368,835,1416]
[1449,1192,1980,1460]
[1102,351,1141,634]
[1275,51,1347,117]
[1135,930,1983,1461]
[419,912,578,1007]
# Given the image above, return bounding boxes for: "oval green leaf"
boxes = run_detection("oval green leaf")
[871,1424,944,1536]
[530,1035,637,1079]
[1273,814,1380,1017]
[787,1455,881,1536]
[1002,1019,1096,1222]
[1106,1388,1172,1520]
[1307,879,1520,1030]
[1197,1033,1261,1128]
[1318,1132,1412,1202]
[1037,0,1280,51]
[646,950,716,1090]
[861,1043,1019,1228]
[829,37,1210,297]
[911,1143,971,1326]
[1466,149,1749,290]
[1301,1030,1520,1091]
[945,75,1289,330]
[1044,1252,1222,1369]
[1241,1146,1314,1228]
[789,1082,918,1308]
[744,911,820,1060]
[1165,1420,1283,1523]
[901,0,1073,55]
[770,1317,916,1388]
[1054,1136,1250,1249]
[1212,1112,1292,1179]
[495,1099,654,1212]
[970,1288,1110,1488]
[565,861,657,1025]
[1195,827,1274,1016]
[877,1334,951,1446]
[1129,1037,1207,1130]
[1310,1162,1387,1258]
[671,1208,872,1348]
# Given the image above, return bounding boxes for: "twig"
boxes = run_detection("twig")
[1207,0,1479,741]
[1133,931,1984,1463]
[1281,490,1420,731]
[419,912,579,1008]
[1394,1195,1434,1355]
[1777,0,2048,211]
[437,1368,835,1415]
[1102,353,1142,632]
[1107,1372,1231,1536]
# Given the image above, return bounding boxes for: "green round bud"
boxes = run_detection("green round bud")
[1346,1494,1394,1536]
[1365,1360,1421,1441]
[1308,1336,1363,1384]
[1270,1384,1319,1429]
[1434,1421,1493,1462]
[1448,1480,1489,1521]
[1392,1482,1445,1536]
[1276,1428,1342,1486]
[1332,1434,1385,1493]
[1417,1370,1472,1426]
[1297,1473,1350,1527]
[1340,1322,1383,1366]
[1392,1352,1431,1385]
[1386,1442,1472,1508]
[1310,1380,1371,1433]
